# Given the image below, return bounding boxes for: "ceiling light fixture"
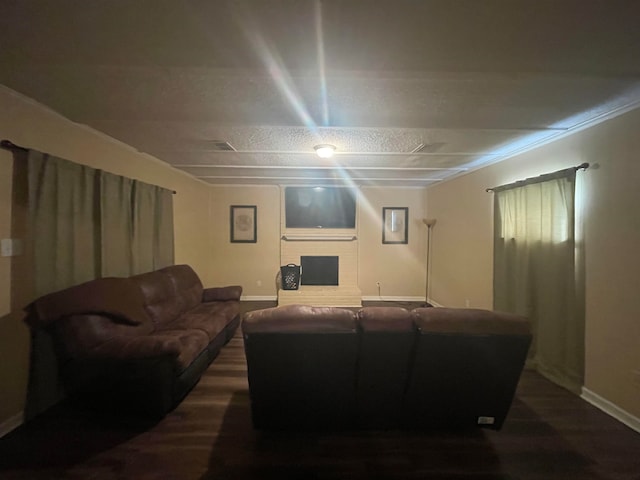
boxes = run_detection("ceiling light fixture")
[314,144,336,158]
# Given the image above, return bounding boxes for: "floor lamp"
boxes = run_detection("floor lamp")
[422,218,437,307]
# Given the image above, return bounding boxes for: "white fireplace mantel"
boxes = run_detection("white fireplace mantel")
[281,234,357,242]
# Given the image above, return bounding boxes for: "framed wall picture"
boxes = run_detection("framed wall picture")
[382,207,408,244]
[230,205,257,243]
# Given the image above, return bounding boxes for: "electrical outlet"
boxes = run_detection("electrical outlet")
[465,298,470,307]
[256,280,262,287]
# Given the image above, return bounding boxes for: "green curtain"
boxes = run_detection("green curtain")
[28,152,100,295]
[100,171,135,277]
[99,172,174,276]
[26,152,99,417]
[493,170,585,393]
[130,180,175,274]
[25,150,174,418]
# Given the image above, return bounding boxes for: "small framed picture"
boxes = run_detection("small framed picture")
[382,207,408,244]
[230,205,257,243]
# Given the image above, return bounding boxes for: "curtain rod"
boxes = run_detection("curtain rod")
[1,139,29,152]
[486,162,590,193]
[1,139,177,194]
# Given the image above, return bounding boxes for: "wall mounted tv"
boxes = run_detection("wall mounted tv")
[285,186,357,229]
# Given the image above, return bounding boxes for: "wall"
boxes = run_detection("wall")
[426,107,640,421]
[0,86,214,432]
[208,185,281,298]
[359,187,427,300]
[207,185,429,301]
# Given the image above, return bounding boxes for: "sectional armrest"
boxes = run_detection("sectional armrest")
[202,285,243,302]
[84,335,182,360]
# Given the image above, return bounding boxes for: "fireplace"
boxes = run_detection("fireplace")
[301,256,339,286]
[279,231,361,307]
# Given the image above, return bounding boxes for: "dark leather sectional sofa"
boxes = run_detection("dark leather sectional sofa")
[26,264,242,417]
[242,304,531,431]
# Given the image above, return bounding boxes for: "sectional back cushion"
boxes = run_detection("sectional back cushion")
[356,307,416,427]
[242,304,356,334]
[406,307,531,429]
[242,305,358,429]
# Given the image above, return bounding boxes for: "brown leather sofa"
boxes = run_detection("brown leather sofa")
[242,304,531,431]
[26,264,242,417]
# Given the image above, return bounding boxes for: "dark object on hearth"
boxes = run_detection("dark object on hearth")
[280,264,301,290]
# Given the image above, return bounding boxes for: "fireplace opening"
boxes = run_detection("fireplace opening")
[301,256,339,286]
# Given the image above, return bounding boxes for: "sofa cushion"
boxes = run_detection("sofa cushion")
[160,264,204,315]
[150,328,210,372]
[356,306,416,428]
[131,270,183,328]
[87,333,183,360]
[27,277,151,328]
[242,305,358,429]
[199,300,240,327]
[357,306,414,332]
[405,307,531,430]
[242,304,356,334]
[412,307,530,335]
[163,303,234,342]
[53,314,154,359]
[202,285,243,302]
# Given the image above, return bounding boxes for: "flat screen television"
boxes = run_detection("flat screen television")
[285,186,356,229]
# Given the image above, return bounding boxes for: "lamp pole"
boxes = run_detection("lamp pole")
[422,219,437,307]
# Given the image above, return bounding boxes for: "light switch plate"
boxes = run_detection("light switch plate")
[1,238,23,257]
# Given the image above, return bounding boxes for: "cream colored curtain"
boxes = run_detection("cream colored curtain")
[25,150,174,417]
[493,170,585,393]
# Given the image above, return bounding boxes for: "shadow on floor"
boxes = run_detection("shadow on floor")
[0,399,157,471]
[200,391,596,480]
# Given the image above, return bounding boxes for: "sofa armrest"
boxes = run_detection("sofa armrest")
[86,335,182,360]
[202,285,243,302]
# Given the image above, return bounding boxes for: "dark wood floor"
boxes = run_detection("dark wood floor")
[1,302,639,480]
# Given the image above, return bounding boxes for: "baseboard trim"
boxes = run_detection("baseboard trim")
[241,295,278,302]
[581,387,640,434]
[245,295,437,304]
[426,298,445,307]
[361,296,425,302]
[0,411,24,438]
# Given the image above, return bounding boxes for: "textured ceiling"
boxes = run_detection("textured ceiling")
[1,0,639,186]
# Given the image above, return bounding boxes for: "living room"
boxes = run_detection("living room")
[1,1,639,477]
